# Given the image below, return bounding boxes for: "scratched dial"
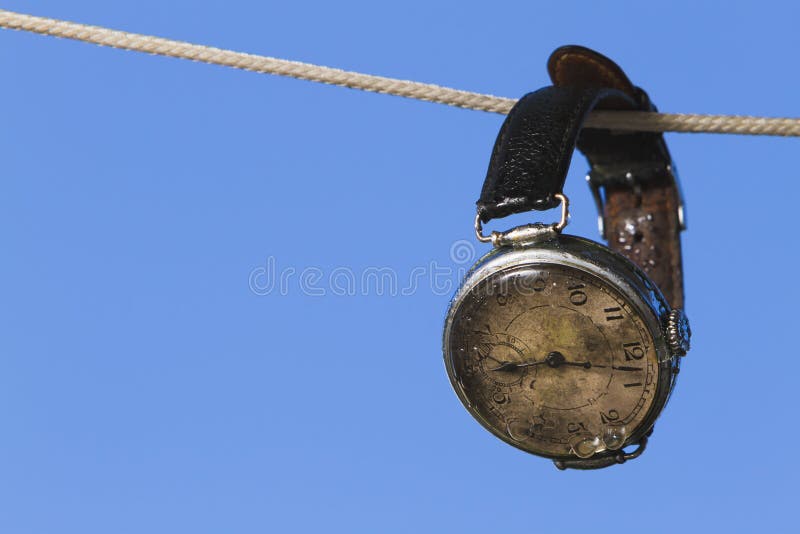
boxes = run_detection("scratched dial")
[446,263,658,459]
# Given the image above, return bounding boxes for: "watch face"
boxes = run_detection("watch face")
[445,262,660,459]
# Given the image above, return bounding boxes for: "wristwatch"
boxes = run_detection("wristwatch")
[442,46,691,470]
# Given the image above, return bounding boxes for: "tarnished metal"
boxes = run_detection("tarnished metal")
[475,193,570,245]
[666,308,691,356]
[443,233,686,469]
[491,223,558,247]
[586,174,607,239]
[474,213,493,244]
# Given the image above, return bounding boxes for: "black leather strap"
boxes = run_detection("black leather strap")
[477,86,637,223]
[476,45,685,308]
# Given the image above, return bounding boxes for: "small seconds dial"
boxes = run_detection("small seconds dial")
[447,263,658,459]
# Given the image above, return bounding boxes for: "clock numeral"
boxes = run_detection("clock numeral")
[604,307,624,321]
[566,421,587,434]
[567,283,587,306]
[622,341,645,361]
[600,409,620,424]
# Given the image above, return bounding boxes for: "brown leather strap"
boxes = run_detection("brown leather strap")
[604,179,685,309]
[547,45,686,308]
[548,45,636,96]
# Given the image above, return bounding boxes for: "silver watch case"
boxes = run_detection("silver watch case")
[443,232,686,469]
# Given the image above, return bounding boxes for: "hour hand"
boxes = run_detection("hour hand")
[489,360,543,372]
[489,361,519,372]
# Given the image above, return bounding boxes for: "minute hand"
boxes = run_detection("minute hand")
[589,364,642,371]
[551,360,639,370]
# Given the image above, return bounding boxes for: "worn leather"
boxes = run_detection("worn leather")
[548,45,685,308]
[476,45,685,308]
[477,86,637,222]
[603,180,685,308]
[548,45,674,186]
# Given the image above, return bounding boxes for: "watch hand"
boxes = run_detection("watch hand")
[582,363,642,371]
[559,360,594,369]
[488,351,641,372]
[543,351,594,369]
[490,352,592,372]
[489,360,546,372]
[491,351,592,371]
[481,353,507,366]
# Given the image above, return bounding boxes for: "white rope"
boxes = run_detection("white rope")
[584,111,800,136]
[2,8,799,137]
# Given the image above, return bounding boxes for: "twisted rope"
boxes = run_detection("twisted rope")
[585,111,800,136]
[1,8,799,137]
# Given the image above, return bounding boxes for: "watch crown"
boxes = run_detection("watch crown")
[666,309,691,356]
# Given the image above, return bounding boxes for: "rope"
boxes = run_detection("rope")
[585,111,800,136]
[1,8,799,137]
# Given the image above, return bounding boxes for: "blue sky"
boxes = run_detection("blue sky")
[2,1,799,532]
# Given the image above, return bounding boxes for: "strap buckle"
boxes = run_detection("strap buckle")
[475,193,569,246]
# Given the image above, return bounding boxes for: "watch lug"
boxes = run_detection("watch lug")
[586,173,606,239]
[553,435,649,470]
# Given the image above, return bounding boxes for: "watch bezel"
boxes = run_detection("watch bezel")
[442,233,679,467]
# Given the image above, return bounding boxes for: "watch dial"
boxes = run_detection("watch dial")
[446,263,659,459]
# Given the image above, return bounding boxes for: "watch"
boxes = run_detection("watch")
[442,45,691,470]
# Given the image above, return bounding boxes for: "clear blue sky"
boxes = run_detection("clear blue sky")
[2,1,799,532]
